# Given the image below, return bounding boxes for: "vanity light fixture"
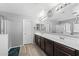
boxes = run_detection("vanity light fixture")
[56,3,70,11]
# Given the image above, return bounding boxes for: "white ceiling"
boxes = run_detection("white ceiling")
[0,3,58,20]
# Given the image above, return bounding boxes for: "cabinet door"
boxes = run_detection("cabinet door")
[54,42,76,56]
[37,36,41,47]
[35,35,41,46]
[40,37,45,51]
[35,35,38,45]
[45,39,53,56]
[76,50,79,56]
[54,47,70,56]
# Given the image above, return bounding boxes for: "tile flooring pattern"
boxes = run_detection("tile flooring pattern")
[19,44,46,56]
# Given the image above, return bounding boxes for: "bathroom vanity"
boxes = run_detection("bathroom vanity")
[34,32,79,56]
[34,3,79,56]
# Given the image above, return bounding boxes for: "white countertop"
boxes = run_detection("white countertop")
[35,32,79,50]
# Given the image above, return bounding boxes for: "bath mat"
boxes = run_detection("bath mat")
[8,47,20,56]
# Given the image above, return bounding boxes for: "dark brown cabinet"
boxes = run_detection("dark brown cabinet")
[54,42,76,56]
[35,35,41,47]
[45,39,54,56]
[54,47,70,56]
[76,50,79,56]
[35,35,38,45]
[40,37,45,51]
[37,36,41,47]
[34,34,79,56]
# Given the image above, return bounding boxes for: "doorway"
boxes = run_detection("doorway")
[23,20,33,45]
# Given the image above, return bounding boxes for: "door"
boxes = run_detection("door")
[23,20,33,44]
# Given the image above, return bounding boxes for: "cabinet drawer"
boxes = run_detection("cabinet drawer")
[54,42,76,56]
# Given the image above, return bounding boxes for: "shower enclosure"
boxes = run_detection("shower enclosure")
[0,15,23,56]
